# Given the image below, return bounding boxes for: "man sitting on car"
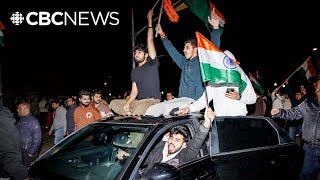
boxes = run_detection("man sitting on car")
[140,107,215,176]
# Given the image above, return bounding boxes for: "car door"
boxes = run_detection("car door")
[178,116,302,180]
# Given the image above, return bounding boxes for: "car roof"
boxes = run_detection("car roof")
[96,114,198,126]
[94,114,277,127]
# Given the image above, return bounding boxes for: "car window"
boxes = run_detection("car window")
[29,123,151,179]
[214,117,279,153]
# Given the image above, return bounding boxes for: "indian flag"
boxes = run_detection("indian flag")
[249,72,264,94]
[183,0,225,33]
[300,58,317,79]
[196,31,248,93]
[288,57,317,92]
[0,20,4,47]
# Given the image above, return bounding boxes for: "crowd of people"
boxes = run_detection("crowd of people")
[0,89,116,179]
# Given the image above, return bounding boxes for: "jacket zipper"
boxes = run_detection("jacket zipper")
[25,138,29,149]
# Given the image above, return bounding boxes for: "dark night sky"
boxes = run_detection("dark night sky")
[0,0,319,97]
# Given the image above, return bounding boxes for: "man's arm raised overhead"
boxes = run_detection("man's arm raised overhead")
[147,9,156,59]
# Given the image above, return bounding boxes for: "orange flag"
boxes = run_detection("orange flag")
[164,0,179,23]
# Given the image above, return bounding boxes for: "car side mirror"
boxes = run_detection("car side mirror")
[143,163,179,180]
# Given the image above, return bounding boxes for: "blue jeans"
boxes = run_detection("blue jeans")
[300,143,320,180]
[289,124,302,141]
[54,127,64,145]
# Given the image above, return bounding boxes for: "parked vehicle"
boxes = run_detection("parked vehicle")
[28,115,303,180]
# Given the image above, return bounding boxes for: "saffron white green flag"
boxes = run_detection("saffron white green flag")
[183,0,226,33]
[289,58,317,90]
[196,31,248,93]
[249,72,264,94]
[300,58,317,79]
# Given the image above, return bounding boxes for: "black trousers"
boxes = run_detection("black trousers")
[21,149,38,167]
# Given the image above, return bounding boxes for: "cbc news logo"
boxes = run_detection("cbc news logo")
[11,12,24,25]
[10,11,119,26]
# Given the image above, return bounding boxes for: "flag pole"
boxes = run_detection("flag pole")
[155,0,164,37]
[134,0,182,38]
[131,0,161,70]
[131,8,136,69]
[202,82,217,157]
[152,0,161,10]
[277,57,311,89]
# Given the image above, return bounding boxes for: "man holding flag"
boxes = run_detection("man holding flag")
[144,14,205,117]
[177,9,256,116]
[271,79,320,180]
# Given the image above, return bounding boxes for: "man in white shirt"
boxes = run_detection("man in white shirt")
[177,80,256,116]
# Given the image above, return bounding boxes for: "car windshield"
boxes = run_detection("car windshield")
[29,122,151,180]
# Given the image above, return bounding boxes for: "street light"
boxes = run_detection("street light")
[312,48,319,77]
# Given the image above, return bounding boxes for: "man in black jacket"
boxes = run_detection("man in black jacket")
[0,105,28,179]
[271,79,320,180]
[141,107,215,176]
[16,102,42,167]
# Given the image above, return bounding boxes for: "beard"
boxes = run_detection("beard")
[168,143,178,154]
[82,102,90,107]
[135,57,144,63]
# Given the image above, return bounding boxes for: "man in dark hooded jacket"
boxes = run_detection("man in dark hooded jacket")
[0,105,28,179]
[271,79,320,180]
